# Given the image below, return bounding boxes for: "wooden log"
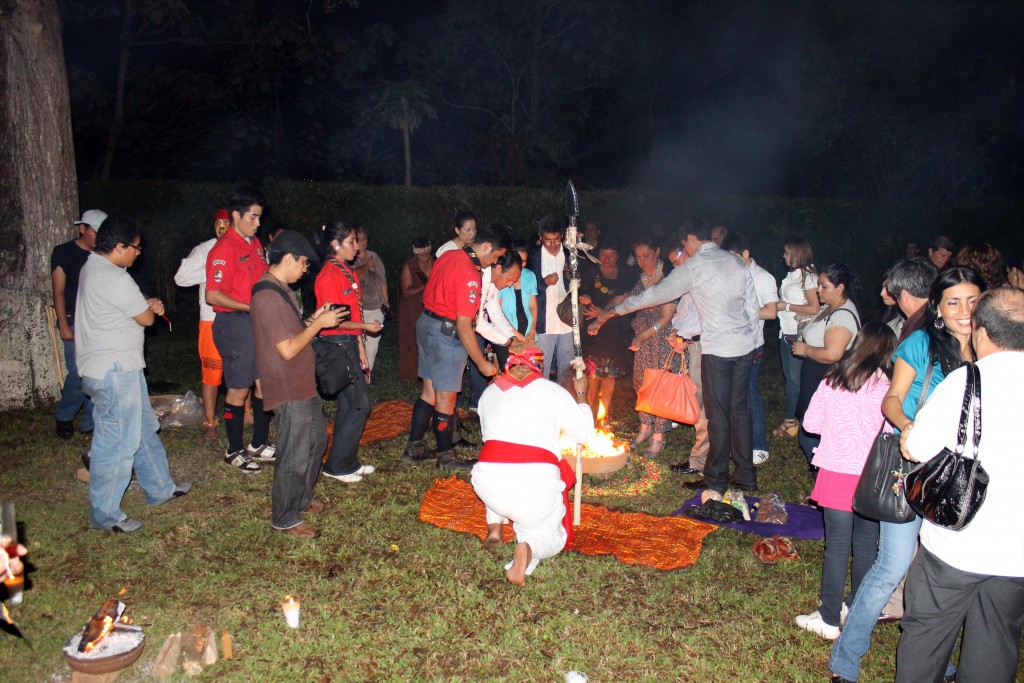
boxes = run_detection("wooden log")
[151,632,181,679]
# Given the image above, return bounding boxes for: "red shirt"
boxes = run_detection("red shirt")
[423,249,481,320]
[206,229,268,311]
[315,259,363,336]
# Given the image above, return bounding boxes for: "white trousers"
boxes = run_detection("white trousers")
[363,308,384,372]
[471,462,568,574]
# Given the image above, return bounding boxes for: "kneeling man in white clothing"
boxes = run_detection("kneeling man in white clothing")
[471,343,594,585]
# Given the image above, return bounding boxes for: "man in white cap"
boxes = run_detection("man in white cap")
[51,209,106,440]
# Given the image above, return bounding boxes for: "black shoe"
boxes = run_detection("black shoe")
[683,479,709,490]
[452,435,478,449]
[81,452,91,470]
[732,482,758,492]
[402,440,435,463]
[670,464,701,475]
[56,420,74,440]
[435,450,476,471]
[831,676,856,683]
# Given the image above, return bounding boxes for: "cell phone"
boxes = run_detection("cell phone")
[783,334,799,344]
[328,303,351,314]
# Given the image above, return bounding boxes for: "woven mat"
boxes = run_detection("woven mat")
[419,476,717,571]
[325,400,413,452]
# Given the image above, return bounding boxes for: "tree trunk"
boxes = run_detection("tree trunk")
[0,0,80,408]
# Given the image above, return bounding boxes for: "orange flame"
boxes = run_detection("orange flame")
[596,399,607,424]
[558,426,627,458]
[84,616,114,652]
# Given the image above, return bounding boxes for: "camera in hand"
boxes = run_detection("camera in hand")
[328,303,352,321]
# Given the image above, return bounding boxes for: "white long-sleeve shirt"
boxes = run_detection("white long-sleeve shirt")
[479,376,594,454]
[174,237,217,322]
[476,266,517,344]
[906,351,1024,577]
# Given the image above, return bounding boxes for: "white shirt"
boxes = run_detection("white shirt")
[480,377,594,454]
[435,240,459,258]
[778,269,818,335]
[906,352,1024,577]
[476,266,517,344]
[174,237,217,322]
[76,253,150,378]
[671,293,702,340]
[541,247,571,335]
[748,258,779,348]
[614,243,758,357]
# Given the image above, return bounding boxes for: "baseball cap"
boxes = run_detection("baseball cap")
[75,209,108,229]
[269,230,320,266]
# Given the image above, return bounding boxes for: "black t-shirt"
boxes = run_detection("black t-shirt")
[50,240,92,323]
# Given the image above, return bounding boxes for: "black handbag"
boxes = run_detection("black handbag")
[313,337,358,398]
[852,363,934,523]
[905,363,989,530]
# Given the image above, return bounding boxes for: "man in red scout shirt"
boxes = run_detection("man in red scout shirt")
[471,343,594,585]
[206,189,273,474]
[402,223,512,471]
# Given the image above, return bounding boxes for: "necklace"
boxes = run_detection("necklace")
[640,261,663,288]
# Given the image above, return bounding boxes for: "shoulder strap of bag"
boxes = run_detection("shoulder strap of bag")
[252,280,302,322]
[913,360,935,417]
[953,363,981,459]
[826,306,861,330]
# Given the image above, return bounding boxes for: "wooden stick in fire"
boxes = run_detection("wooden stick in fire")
[565,181,586,526]
[45,304,65,391]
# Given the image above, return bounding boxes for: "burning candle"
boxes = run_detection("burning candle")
[281,595,300,628]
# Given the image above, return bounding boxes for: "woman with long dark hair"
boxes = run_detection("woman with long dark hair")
[314,220,383,484]
[773,237,820,437]
[828,266,985,683]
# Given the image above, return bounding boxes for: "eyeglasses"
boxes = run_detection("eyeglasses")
[125,243,142,253]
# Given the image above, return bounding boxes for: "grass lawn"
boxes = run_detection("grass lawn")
[0,323,912,682]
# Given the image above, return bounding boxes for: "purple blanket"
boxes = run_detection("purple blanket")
[672,493,824,540]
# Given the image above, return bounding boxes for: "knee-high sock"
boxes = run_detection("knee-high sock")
[251,395,270,447]
[224,402,244,453]
[409,397,434,442]
[432,410,454,452]
[451,409,462,443]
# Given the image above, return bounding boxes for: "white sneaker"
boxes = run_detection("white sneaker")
[753,450,769,466]
[356,464,376,475]
[322,471,363,483]
[795,611,841,640]
[840,602,849,627]
[246,442,277,462]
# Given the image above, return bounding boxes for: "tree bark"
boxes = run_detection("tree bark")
[0,0,79,408]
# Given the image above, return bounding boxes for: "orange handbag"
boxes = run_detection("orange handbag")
[634,350,701,424]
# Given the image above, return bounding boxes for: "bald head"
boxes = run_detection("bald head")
[972,287,1024,356]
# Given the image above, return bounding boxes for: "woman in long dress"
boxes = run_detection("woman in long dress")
[398,236,434,382]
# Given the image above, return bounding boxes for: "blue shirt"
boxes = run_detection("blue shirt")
[499,268,538,332]
[893,330,945,424]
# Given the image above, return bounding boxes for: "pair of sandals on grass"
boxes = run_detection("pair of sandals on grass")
[752,535,799,565]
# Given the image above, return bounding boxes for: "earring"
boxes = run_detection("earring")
[934,318,945,330]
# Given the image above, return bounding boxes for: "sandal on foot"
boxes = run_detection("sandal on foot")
[753,537,780,565]
[632,425,655,446]
[773,535,799,560]
[647,436,666,457]
[771,419,800,437]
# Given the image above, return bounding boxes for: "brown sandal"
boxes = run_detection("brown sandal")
[773,535,799,560]
[753,538,781,565]
[771,419,800,437]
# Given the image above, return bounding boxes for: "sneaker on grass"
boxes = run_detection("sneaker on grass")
[225,449,261,474]
[246,442,276,462]
[322,470,363,483]
[753,449,769,466]
[794,610,840,640]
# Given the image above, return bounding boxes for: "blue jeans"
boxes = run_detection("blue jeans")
[829,516,923,681]
[779,334,802,420]
[82,365,175,529]
[749,345,768,452]
[820,508,880,626]
[537,332,574,385]
[324,340,371,476]
[272,396,327,529]
[55,330,94,431]
[701,351,755,493]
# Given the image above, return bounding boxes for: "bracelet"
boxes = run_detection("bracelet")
[652,323,661,331]
[575,391,588,397]
[786,303,791,312]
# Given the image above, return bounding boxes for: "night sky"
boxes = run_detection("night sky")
[58,0,1024,201]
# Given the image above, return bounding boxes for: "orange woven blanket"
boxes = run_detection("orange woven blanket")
[325,400,413,453]
[419,476,717,571]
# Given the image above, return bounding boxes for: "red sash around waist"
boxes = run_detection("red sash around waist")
[478,440,575,545]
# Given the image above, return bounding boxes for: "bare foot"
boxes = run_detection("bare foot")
[506,542,532,586]
[483,522,503,548]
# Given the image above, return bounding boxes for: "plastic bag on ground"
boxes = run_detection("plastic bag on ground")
[753,492,789,525]
[151,390,205,428]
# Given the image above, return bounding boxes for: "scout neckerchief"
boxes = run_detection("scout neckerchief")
[492,348,544,390]
[331,258,363,329]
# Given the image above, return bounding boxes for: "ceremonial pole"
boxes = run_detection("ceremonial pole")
[564,181,586,526]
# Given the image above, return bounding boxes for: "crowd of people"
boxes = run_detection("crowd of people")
[39,193,1024,679]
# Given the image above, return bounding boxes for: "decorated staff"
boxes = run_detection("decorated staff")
[564,181,588,525]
